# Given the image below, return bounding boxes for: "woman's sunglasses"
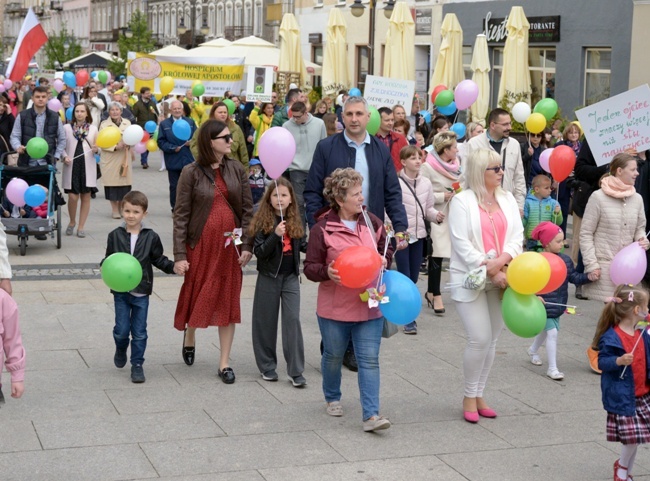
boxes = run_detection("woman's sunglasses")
[214,133,233,142]
[485,166,503,173]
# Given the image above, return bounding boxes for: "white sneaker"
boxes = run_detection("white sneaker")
[527,348,542,366]
[159,167,166,172]
[547,369,564,380]
[363,415,391,432]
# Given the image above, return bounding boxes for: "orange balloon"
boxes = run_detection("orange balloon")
[537,252,568,295]
[549,145,576,182]
[333,246,382,289]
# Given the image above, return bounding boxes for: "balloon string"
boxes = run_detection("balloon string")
[274,179,283,222]
[620,328,648,379]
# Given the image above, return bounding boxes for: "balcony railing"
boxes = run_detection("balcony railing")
[224,26,253,41]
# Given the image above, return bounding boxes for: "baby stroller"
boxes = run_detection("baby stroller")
[0,153,63,255]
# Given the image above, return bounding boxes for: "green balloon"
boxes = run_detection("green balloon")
[101,253,143,292]
[435,89,454,107]
[367,107,381,135]
[98,71,108,84]
[223,98,236,116]
[533,98,558,121]
[26,137,48,159]
[153,129,159,141]
[192,83,205,97]
[501,288,546,338]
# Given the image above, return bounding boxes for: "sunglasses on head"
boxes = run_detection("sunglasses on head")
[214,133,232,142]
[486,165,503,173]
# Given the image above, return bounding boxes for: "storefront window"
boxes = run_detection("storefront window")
[463,45,472,81]
[491,48,503,107]
[529,48,556,105]
[584,48,611,106]
[313,45,323,88]
[357,46,369,92]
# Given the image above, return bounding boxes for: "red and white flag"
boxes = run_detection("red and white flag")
[5,8,48,82]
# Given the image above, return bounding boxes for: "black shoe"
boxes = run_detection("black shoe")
[91,191,96,199]
[131,364,145,383]
[114,347,127,368]
[343,350,358,372]
[218,367,236,384]
[182,328,195,366]
[142,164,149,169]
[289,375,307,388]
[261,370,278,381]
[35,234,47,240]
[0,385,5,404]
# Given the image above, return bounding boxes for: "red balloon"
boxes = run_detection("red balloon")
[549,145,576,182]
[141,131,150,143]
[430,84,447,104]
[333,246,382,289]
[537,252,568,295]
[75,70,89,86]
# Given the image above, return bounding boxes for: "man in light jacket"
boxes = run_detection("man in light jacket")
[466,108,526,213]
[283,101,327,244]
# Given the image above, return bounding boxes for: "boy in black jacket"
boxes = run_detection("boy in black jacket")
[103,191,181,383]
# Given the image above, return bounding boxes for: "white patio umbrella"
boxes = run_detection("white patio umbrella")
[321,8,350,96]
[470,34,490,125]
[430,13,464,93]
[278,13,308,86]
[497,6,532,106]
[383,1,415,81]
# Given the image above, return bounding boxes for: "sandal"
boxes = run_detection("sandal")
[326,401,343,417]
[65,225,74,236]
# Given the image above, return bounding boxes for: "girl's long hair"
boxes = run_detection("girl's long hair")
[591,284,650,350]
[248,177,304,239]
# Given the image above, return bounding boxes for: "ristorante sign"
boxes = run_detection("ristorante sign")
[483,12,561,44]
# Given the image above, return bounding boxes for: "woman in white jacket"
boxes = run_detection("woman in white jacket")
[81,85,105,130]
[396,145,443,334]
[449,148,523,423]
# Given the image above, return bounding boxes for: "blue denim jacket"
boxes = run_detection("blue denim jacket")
[598,327,650,416]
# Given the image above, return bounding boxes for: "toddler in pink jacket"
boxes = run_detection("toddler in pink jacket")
[0,288,25,403]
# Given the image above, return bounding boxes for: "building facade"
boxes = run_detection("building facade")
[90,0,147,54]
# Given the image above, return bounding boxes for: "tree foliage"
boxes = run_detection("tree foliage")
[43,24,82,70]
[117,10,155,60]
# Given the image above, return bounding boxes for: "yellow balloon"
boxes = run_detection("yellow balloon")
[506,252,551,295]
[525,113,547,134]
[159,76,175,96]
[96,126,122,149]
[146,139,158,152]
[154,93,163,101]
[191,79,201,88]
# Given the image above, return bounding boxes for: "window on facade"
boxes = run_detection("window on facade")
[312,45,323,88]
[217,5,224,36]
[235,1,242,27]
[226,1,233,26]
[491,47,503,108]
[529,48,556,105]
[584,48,611,106]
[357,46,369,91]
[462,45,472,81]
[244,1,252,28]
[316,0,324,6]
[254,0,263,37]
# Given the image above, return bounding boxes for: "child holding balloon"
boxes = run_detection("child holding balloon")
[523,175,563,251]
[591,284,650,481]
[527,222,593,380]
[249,177,306,386]
[102,191,182,383]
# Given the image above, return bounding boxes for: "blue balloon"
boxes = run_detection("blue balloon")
[65,106,73,121]
[144,121,157,134]
[349,87,362,97]
[450,122,467,139]
[90,71,98,78]
[62,71,76,88]
[418,110,432,123]
[172,118,191,141]
[24,185,47,208]
[379,270,422,326]
[437,101,457,116]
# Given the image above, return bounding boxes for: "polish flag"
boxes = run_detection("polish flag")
[5,8,48,82]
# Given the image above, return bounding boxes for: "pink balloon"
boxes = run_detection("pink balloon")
[48,99,62,112]
[6,178,29,207]
[539,148,553,173]
[0,85,5,94]
[53,79,65,93]
[454,79,479,110]
[257,127,296,179]
[133,142,147,154]
[610,242,647,286]
[3,79,12,90]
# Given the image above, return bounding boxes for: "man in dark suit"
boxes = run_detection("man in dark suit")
[156,100,197,211]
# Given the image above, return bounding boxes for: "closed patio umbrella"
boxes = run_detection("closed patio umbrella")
[278,13,308,86]
[470,34,490,125]
[497,6,531,107]
[321,8,350,97]
[384,1,415,81]
[430,13,464,94]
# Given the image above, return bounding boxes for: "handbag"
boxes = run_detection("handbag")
[398,176,432,255]
[382,318,398,338]
[0,136,18,166]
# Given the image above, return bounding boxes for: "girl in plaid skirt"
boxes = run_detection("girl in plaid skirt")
[592,285,650,481]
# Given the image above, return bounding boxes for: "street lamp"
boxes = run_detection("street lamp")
[177,5,209,49]
[350,0,395,77]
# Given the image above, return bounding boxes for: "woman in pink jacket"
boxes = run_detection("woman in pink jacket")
[0,288,25,403]
[304,168,393,432]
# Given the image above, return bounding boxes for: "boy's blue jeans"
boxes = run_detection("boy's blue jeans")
[113,293,149,366]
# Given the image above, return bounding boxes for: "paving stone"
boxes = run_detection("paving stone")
[0,420,42,453]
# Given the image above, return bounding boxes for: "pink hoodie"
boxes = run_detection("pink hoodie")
[0,289,25,383]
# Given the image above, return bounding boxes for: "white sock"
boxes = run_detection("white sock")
[530,330,547,354]
[620,444,638,478]
[546,329,558,372]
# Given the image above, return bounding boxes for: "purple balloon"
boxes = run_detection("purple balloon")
[454,79,479,110]
[539,148,553,173]
[3,79,12,90]
[53,78,65,93]
[258,127,296,179]
[610,242,647,286]
[6,178,29,207]
[48,98,62,112]
[133,142,147,154]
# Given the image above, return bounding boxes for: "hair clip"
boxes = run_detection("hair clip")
[605,297,622,304]
[629,292,635,302]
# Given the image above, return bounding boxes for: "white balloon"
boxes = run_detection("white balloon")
[512,102,531,124]
[122,125,145,146]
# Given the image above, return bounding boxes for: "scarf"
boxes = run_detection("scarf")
[72,122,90,141]
[600,175,636,199]
[111,117,122,127]
[426,151,461,181]
[565,140,581,155]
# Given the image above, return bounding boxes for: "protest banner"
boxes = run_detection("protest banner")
[363,75,415,109]
[127,52,245,97]
[575,84,650,166]
[246,66,274,102]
